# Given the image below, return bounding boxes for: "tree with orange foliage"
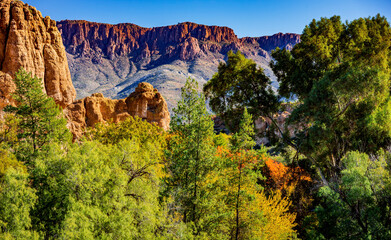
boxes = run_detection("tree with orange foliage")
[262,155,313,236]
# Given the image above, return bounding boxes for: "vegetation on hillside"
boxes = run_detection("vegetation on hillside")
[1,14,391,239]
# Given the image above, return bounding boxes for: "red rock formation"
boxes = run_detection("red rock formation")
[57,20,243,62]
[65,82,170,139]
[58,20,300,62]
[0,1,171,139]
[0,0,76,108]
[57,19,301,106]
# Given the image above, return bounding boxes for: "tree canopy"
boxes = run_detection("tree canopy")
[271,14,391,177]
[271,14,391,238]
[203,51,278,132]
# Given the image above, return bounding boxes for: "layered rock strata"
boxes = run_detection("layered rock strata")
[58,20,300,63]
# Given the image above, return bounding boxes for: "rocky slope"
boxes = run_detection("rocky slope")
[57,20,300,111]
[0,0,76,109]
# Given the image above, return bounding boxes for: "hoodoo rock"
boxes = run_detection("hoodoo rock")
[65,82,170,139]
[0,0,76,108]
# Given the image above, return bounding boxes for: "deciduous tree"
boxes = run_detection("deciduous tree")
[203,51,278,132]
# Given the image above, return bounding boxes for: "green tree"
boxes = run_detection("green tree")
[30,114,169,238]
[229,108,260,239]
[4,68,71,164]
[271,15,391,181]
[0,114,19,150]
[164,78,224,237]
[203,51,278,132]
[0,167,38,239]
[271,16,344,100]
[90,115,166,147]
[0,149,25,179]
[231,107,256,151]
[306,151,391,239]
[271,15,391,238]
[31,138,169,239]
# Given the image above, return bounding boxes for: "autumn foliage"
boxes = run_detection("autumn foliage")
[264,158,311,194]
[215,146,298,239]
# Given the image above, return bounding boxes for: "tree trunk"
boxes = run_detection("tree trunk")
[236,164,242,240]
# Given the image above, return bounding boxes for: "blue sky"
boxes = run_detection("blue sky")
[23,0,391,37]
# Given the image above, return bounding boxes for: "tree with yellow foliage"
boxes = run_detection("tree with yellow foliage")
[216,146,298,240]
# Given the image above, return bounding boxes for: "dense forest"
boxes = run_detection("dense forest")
[1,15,391,239]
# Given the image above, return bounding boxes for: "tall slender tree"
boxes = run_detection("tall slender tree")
[231,108,256,240]
[164,78,222,236]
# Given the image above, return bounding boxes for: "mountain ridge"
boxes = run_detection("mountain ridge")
[57,20,300,111]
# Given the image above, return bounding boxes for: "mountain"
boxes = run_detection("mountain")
[57,20,300,111]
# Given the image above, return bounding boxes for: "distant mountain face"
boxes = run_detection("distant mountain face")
[57,20,300,111]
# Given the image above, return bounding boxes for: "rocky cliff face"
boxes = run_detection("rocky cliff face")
[57,20,300,111]
[241,32,301,51]
[65,82,170,139]
[0,1,171,139]
[0,0,76,109]
[58,20,239,61]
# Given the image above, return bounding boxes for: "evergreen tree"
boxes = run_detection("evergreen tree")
[4,68,71,164]
[164,78,223,236]
[231,107,256,151]
[230,108,257,239]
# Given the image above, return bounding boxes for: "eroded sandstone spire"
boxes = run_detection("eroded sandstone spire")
[0,0,76,108]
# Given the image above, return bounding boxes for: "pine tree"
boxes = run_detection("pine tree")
[164,78,222,236]
[230,108,257,239]
[4,68,71,164]
[231,107,256,151]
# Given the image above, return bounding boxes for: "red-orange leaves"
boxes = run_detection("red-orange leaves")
[264,158,311,194]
